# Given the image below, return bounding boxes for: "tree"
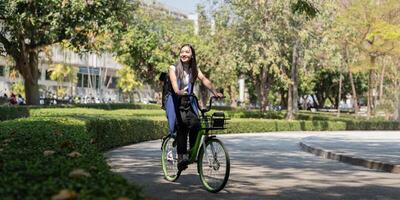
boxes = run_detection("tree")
[117,65,141,103]
[0,0,132,105]
[337,0,400,117]
[48,63,77,98]
[113,5,193,84]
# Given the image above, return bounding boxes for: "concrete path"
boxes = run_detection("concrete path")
[105,132,400,200]
[300,131,400,165]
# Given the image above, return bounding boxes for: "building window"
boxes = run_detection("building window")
[105,76,117,89]
[77,73,100,89]
[0,66,4,77]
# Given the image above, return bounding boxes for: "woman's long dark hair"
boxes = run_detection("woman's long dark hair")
[175,44,198,83]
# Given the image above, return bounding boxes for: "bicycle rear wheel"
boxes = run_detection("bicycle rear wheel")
[161,135,180,181]
[198,138,230,193]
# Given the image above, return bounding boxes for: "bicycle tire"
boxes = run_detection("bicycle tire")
[198,138,230,193]
[161,135,180,181]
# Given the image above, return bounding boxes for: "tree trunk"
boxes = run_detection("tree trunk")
[228,84,237,108]
[260,66,268,112]
[200,84,208,108]
[316,93,325,109]
[378,59,386,100]
[292,41,299,113]
[311,95,319,108]
[344,45,359,113]
[287,41,299,120]
[15,48,40,105]
[25,80,40,105]
[287,84,293,119]
[367,56,376,118]
[348,70,359,113]
[337,68,343,117]
[281,90,287,108]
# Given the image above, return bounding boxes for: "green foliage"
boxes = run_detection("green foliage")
[11,81,25,97]
[0,117,142,199]
[49,64,77,84]
[0,0,133,104]
[0,103,162,121]
[0,106,29,121]
[220,118,347,133]
[30,108,164,119]
[113,5,192,84]
[0,0,133,53]
[291,0,319,18]
[223,110,285,120]
[87,118,167,151]
[117,65,141,94]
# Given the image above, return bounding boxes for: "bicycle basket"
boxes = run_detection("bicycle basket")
[211,112,226,128]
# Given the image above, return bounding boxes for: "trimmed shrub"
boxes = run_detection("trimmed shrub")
[223,110,285,119]
[0,106,29,121]
[28,103,161,110]
[86,117,168,151]
[30,108,165,119]
[345,120,400,130]
[0,118,142,199]
[218,119,348,133]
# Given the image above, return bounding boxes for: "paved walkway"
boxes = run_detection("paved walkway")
[300,131,400,173]
[105,132,400,200]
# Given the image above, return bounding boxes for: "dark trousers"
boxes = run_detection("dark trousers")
[176,108,200,155]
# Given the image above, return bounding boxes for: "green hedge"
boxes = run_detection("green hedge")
[30,108,165,119]
[345,120,400,130]
[0,103,162,121]
[0,118,143,199]
[219,119,347,133]
[87,118,168,151]
[223,110,285,119]
[0,106,30,121]
[28,103,162,110]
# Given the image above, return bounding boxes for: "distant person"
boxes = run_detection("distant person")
[3,93,8,99]
[17,94,25,105]
[9,93,17,105]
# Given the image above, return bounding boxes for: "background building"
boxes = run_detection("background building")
[0,46,123,103]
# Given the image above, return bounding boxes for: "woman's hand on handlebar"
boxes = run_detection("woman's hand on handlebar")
[213,92,224,98]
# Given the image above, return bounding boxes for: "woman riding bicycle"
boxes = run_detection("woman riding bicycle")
[165,44,223,171]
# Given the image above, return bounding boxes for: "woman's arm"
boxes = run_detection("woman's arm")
[197,69,223,97]
[169,65,186,95]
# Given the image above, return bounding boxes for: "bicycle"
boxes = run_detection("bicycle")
[161,95,230,193]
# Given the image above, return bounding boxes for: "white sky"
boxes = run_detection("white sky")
[156,0,204,15]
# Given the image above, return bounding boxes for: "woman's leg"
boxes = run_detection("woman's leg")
[176,123,189,155]
[186,110,200,150]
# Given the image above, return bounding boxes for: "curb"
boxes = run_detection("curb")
[299,141,400,174]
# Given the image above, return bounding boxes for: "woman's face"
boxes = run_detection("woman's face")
[180,46,192,64]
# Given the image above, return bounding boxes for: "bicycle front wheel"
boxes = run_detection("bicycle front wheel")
[198,138,230,193]
[161,135,180,181]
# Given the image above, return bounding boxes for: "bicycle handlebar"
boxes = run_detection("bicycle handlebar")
[180,94,225,116]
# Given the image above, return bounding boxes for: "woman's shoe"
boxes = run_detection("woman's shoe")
[177,154,189,171]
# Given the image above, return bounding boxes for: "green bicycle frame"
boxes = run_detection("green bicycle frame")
[189,129,208,163]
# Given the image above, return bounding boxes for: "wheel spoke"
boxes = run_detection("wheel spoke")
[199,139,230,192]
[162,137,179,181]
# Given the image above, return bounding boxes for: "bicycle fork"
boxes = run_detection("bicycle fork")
[201,136,217,168]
